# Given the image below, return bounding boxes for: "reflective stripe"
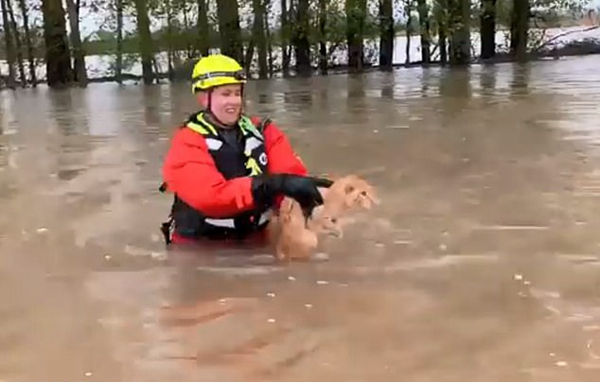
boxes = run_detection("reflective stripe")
[186,121,210,135]
[187,114,260,141]
[192,70,246,82]
[245,157,263,176]
[187,114,218,136]
[239,116,264,140]
[205,218,236,228]
[205,138,223,151]
[204,210,272,229]
[244,136,262,152]
[196,114,218,135]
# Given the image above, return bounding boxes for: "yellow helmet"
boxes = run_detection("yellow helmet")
[191,54,247,92]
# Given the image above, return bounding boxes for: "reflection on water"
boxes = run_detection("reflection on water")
[2,56,600,381]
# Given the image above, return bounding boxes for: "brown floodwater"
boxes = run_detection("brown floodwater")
[2,56,600,381]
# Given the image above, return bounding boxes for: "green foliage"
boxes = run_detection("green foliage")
[0,0,593,80]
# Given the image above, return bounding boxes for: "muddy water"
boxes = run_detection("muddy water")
[2,56,600,381]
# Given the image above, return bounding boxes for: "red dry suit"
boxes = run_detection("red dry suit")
[160,111,307,244]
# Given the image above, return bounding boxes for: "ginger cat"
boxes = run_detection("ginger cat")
[268,174,379,262]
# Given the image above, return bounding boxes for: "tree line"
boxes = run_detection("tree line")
[0,0,592,89]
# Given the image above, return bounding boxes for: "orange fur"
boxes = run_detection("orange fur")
[268,175,378,263]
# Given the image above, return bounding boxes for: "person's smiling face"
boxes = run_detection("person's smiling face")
[197,84,243,126]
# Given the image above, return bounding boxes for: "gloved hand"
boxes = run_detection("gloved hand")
[251,173,333,214]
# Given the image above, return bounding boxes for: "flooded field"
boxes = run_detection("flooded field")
[2,55,600,381]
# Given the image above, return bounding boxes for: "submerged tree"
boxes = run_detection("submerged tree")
[447,0,470,65]
[41,0,72,87]
[378,0,394,70]
[346,0,367,71]
[115,0,124,82]
[417,0,431,63]
[1,0,17,88]
[6,0,26,86]
[280,0,291,75]
[318,0,328,73]
[510,0,530,61]
[17,0,37,86]
[132,0,155,84]
[65,0,87,86]
[196,0,209,56]
[249,0,268,78]
[433,0,449,64]
[480,0,497,59]
[216,0,243,62]
[293,0,312,75]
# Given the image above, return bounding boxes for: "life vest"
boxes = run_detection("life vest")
[162,111,271,242]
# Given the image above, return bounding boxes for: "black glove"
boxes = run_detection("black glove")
[251,174,333,216]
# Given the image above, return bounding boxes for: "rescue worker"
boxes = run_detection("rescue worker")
[160,54,332,245]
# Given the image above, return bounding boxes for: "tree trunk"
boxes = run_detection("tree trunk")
[510,0,529,61]
[293,0,311,76]
[41,0,72,87]
[216,0,243,63]
[439,32,447,64]
[166,0,174,80]
[132,0,154,84]
[115,0,123,83]
[448,0,470,65]
[6,0,25,86]
[1,0,16,88]
[182,2,191,57]
[405,0,411,65]
[434,0,448,65]
[280,0,290,75]
[244,37,255,73]
[318,0,328,74]
[253,0,268,78]
[416,0,431,63]
[196,0,209,56]
[264,0,274,76]
[480,0,496,59]
[65,0,87,86]
[378,0,394,70]
[346,0,367,71]
[17,0,36,86]
[152,57,160,84]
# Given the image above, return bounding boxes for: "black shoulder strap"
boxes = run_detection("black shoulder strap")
[256,116,272,133]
